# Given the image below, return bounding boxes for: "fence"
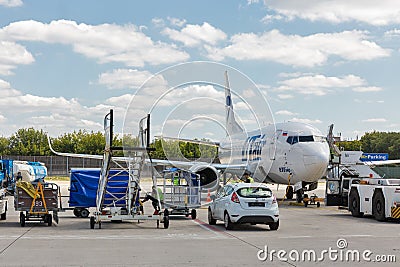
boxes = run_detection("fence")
[1,155,218,177]
[0,155,153,177]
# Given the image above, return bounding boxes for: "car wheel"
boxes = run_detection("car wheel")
[224,212,234,230]
[269,220,279,231]
[208,208,216,225]
[373,190,386,222]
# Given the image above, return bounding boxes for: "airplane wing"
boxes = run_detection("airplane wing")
[48,135,247,170]
[149,158,247,170]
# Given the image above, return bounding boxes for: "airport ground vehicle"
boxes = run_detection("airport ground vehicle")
[208,183,279,230]
[160,168,201,219]
[326,151,400,221]
[15,181,59,227]
[0,159,47,193]
[0,188,7,220]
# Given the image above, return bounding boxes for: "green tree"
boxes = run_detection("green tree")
[0,136,10,155]
[8,128,49,156]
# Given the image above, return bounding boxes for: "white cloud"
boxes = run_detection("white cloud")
[0,114,6,123]
[275,110,298,116]
[362,118,387,123]
[167,17,187,27]
[151,18,165,28]
[162,22,227,47]
[276,74,365,96]
[98,69,153,89]
[0,0,22,7]
[264,0,400,26]
[247,0,260,4]
[385,29,400,37]
[290,117,322,124]
[0,20,189,67]
[0,41,34,75]
[352,86,383,92]
[0,78,120,136]
[277,94,293,99]
[205,30,390,67]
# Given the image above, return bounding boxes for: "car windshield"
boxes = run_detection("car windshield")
[236,187,272,198]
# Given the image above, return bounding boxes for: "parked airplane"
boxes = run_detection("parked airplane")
[48,71,330,202]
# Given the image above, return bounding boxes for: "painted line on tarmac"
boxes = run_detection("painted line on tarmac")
[341,234,373,238]
[192,219,232,239]
[0,227,32,255]
[279,235,313,239]
[8,234,226,240]
[192,219,297,267]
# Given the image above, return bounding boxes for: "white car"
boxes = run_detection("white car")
[208,183,279,230]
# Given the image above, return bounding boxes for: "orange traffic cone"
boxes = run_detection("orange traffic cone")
[206,189,211,202]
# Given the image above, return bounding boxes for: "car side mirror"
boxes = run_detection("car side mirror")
[210,195,215,201]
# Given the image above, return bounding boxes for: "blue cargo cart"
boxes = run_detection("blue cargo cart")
[59,168,131,218]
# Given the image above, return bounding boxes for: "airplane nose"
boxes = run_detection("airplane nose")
[303,145,330,181]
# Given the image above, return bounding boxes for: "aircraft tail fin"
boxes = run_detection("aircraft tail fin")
[225,71,243,135]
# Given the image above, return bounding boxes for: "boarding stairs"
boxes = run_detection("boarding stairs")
[91,109,169,229]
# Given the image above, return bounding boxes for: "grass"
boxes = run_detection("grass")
[46,176,70,181]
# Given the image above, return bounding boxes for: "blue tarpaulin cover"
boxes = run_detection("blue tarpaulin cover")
[69,168,129,208]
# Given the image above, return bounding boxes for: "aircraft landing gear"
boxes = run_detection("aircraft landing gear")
[286,186,294,200]
[296,189,304,203]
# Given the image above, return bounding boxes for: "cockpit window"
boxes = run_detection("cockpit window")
[286,136,298,145]
[299,136,314,142]
[286,135,326,145]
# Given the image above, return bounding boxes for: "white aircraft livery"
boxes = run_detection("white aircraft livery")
[48,71,330,202]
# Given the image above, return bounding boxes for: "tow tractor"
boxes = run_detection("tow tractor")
[325,150,400,221]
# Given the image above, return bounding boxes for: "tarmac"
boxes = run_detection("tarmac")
[0,180,399,267]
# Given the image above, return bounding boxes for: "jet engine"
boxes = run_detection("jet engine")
[189,164,220,191]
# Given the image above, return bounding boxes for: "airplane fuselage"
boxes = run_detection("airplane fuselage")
[218,121,330,186]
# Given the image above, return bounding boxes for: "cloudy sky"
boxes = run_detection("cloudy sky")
[0,0,399,141]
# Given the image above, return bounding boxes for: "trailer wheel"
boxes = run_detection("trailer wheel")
[191,209,197,220]
[349,189,363,218]
[80,209,90,218]
[163,215,169,229]
[46,214,52,227]
[20,212,25,227]
[73,208,82,217]
[373,190,386,222]
[90,216,95,229]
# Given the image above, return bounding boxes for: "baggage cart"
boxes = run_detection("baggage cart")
[161,168,201,219]
[14,181,59,227]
